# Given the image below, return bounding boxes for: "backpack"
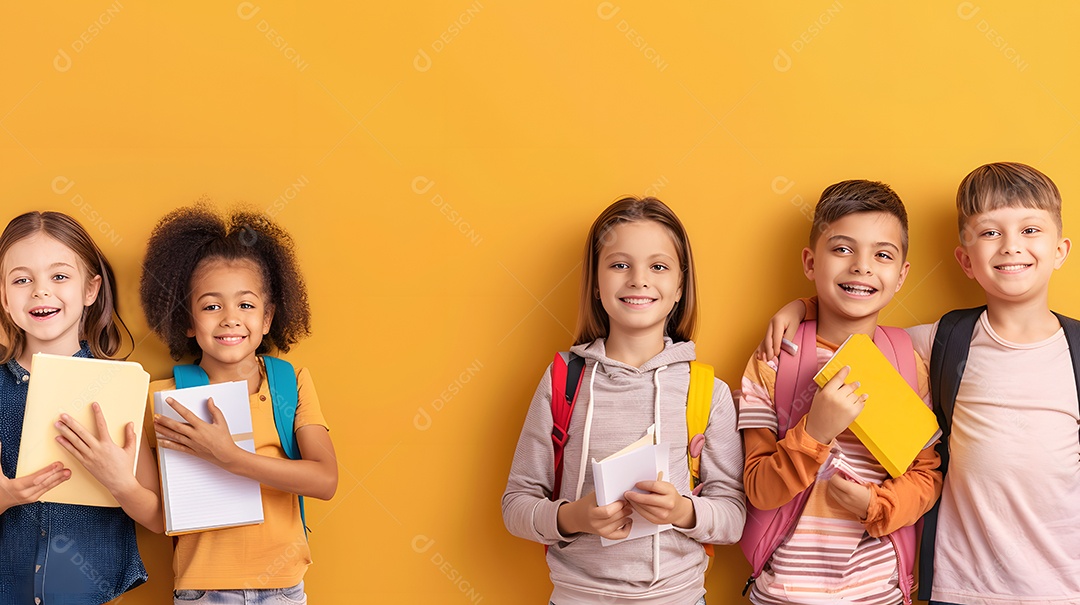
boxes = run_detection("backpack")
[917,306,1080,601]
[548,352,716,552]
[173,355,309,537]
[739,321,920,603]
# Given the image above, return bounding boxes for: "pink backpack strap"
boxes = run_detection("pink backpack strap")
[872,325,921,604]
[740,321,818,582]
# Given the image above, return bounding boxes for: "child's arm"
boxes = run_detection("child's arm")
[54,402,164,532]
[502,363,633,544]
[743,365,865,509]
[827,444,942,536]
[153,398,338,500]
[0,441,70,515]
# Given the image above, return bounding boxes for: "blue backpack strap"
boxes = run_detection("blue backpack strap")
[262,356,308,537]
[173,364,210,388]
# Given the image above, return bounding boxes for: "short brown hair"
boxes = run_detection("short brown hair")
[956,162,1062,242]
[574,197,697,345]
[810,180,909,258]
[0,211,129,363]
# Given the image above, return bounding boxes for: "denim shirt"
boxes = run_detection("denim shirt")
[0,343,147,604]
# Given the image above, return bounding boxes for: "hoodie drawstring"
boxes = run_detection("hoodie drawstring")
[651,364,667,585]
[573,360,671,587]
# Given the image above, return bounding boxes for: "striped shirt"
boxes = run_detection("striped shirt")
[739,336,934,605]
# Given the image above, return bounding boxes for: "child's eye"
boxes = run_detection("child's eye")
[202,304,221,311]
[11,277,30,285]
[833,246,853,254]
[981,229,1001,238]
[1022,227,1040,235]
[611,262,630,270]
[875,252,894,261]
[240,302,256,310]
[651,263,669,271]
[52,274,69,282]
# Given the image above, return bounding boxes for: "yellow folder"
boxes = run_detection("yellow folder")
[813,334,939,477]
[16,353,150,507]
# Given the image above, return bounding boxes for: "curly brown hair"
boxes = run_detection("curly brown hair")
[139,203,311,360]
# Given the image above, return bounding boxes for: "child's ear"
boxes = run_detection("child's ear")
[954,246,976,279]
[801,247,816,281]
[1054,237,1072,269]
[262,304,275,335]
[83,274,102,306]
[895,260,911,292]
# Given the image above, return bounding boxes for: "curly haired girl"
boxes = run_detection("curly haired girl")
[140,204,336,604]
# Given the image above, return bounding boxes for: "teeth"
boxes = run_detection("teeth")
[217,336,245,342]
[622,298,655,304]
[840,284,876,294]
[30,309,59,317]
[996,264,1029,271]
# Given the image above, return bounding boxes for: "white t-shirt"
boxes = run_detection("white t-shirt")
[908,312,1080,605]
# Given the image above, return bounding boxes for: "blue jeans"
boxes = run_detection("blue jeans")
[174,581,305,604]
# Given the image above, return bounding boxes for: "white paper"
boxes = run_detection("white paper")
[591,432,673,547]
[154,381,264,534]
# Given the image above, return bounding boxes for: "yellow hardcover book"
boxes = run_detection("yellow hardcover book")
[812,333,939,477]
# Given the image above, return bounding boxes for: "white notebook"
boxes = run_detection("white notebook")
[590,427,672,546]
[154,381,263,535]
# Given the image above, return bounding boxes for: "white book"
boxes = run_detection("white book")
[590,427,672,547]
[154,381,263,535]
[17,354,150,507]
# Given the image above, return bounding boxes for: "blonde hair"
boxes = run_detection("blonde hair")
[957,162,1062,241]
[574,197,697,345]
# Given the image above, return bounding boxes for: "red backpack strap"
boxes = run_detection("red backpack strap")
[550,352,585,501]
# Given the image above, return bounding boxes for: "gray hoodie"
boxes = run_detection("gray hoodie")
[502,338,746,604]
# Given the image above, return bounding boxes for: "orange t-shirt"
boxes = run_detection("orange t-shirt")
[147,361,328,590]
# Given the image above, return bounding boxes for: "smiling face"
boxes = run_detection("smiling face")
[803,211,910,335]
[0,233,101,359]
[596,220,683,342]
[955,206,1070,307]
[187,257,274,371]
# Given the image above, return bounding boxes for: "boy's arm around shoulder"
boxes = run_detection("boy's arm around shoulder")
[741,356,832,510]
[678,378,746,545]
[502,363,580,545]
[862,348,942,537]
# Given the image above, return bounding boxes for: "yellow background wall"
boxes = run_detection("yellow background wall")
[3,2,1079,603]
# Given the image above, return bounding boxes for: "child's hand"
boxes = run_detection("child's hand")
[54,402,139,495]
[624,472,696,528]
[755,299,806,361]
[827,473,871,520]
[154,397,240,468]
[0,440,70,513]
[556,491,633,540]
[805,366,867,444]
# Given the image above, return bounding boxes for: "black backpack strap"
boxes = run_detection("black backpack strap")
[918,305,985,601]
[1052,312,1080,441]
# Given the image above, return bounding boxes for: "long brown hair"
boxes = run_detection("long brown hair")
[0,211,129,363]
[574,196,698,345]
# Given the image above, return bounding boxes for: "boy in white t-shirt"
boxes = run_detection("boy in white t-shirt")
[759,162,1080,605]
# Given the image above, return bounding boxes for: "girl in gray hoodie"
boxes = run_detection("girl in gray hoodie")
[503,197,746,604]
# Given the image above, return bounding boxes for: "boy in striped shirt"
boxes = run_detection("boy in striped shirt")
[739,180,942,604]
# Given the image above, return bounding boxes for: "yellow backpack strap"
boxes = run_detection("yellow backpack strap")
[686,361,714,495]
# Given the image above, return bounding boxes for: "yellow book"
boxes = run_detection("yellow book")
[813,333,939,477]
[16,354,150,507]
